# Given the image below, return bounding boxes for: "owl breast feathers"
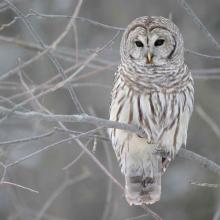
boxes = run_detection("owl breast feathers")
[109,16,194,205]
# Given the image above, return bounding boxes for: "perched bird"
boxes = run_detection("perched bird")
[109,16,194,205]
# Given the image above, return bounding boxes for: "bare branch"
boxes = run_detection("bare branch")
[1,181,39,193]
[6,127,104,168]
[178,0,220,49]
[124,214,149,220]
[2,107,220,177]
[0,35,117,68]
[88,107,114,220]
[34,171,90,220]
[213,206,220,220]
[0,107,146,137]
[141,205,163,220]
[0,128,55,146]
[62,150,85,170]
[196,105,220,139]
[185,49,220,60]
[190,181,220,188]
[0,32,119,122]
[192,68,220,75]
[178,149,220,176]
[3,0,86,115]
[29,9,125,31]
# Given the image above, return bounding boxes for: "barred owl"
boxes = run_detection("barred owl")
[109,16,194,205]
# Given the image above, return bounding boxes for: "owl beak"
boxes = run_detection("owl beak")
[146,52,153,64]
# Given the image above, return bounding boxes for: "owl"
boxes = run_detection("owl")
[109,16,194,205]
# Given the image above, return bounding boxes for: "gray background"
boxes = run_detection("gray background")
[0,0,220,219]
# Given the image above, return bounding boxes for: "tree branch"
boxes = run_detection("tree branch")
[1,107,220,176]
[178,149,220,175]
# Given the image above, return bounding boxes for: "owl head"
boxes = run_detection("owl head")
[120,16,184,67]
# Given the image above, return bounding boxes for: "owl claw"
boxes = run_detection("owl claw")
[136,126,147,138]
[161,154,171,173]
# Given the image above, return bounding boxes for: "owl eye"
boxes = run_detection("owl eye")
[135,41,144,47]
[154,39,165,47]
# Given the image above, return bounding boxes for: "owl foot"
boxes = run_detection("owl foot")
[161,155,171,173]
[153,148,172,173]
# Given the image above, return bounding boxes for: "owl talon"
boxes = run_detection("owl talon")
[137,126,147,138]
[161,154,171,173]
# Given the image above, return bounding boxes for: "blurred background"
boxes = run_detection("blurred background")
[0,0,220,219]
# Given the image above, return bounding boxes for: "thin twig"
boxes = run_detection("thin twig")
[3,0,86,115]
[185,49,220,60]
[192,68,220,75]
[124,214,149,220]
[0,35,118,68]
[6,127,104,168]
[190,181,220,188]
[18,207,71,220]
[29,9,125,31]
[178,149,220,175]
[62,150,85,170]
[88,107,114,220]
[141,205,163,220]
[196,105,220,139]
[34,171,90,220]
[0,129,55,146]
[178,0,220,49]
[213,206,220,220]
[0,31,120,122]
[1,181,39,193]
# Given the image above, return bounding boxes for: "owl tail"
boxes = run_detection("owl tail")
[124,154,162,205]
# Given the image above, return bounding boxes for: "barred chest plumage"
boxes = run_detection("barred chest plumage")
[109,65,194,174]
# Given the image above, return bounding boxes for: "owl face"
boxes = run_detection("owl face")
[121,17,184,67]
[126,27,176,66]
